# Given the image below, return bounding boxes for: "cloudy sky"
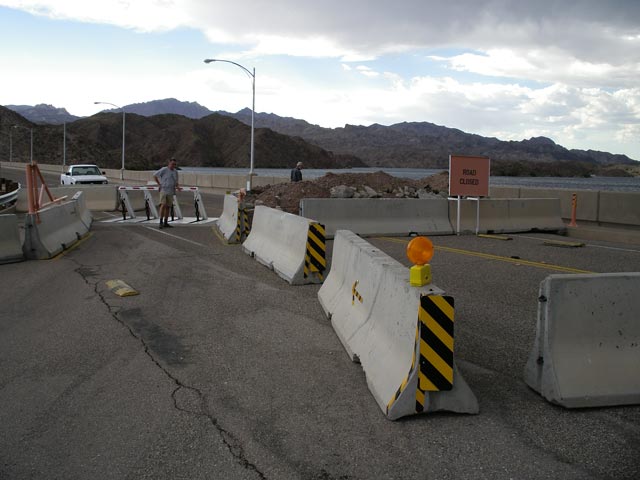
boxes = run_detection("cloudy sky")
[1,0,639,159]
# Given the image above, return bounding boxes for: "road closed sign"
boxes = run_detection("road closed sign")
[449,155,491,197]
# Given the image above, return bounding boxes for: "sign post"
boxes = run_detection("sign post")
[448,155,491,235]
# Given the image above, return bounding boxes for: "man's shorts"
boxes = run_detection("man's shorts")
[159,192,174,207]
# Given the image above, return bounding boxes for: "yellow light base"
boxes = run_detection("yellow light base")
[410,264,432,287]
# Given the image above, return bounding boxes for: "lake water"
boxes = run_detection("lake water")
[179,167,640,192]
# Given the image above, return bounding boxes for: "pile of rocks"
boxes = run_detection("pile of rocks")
[329,184,441,199]
[248,170,450,214]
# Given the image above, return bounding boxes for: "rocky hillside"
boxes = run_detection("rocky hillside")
[100,98,212,119]
[0,106,365,170]
[223,108,638,168]
[4,99,637,174]
[5,104,79,124]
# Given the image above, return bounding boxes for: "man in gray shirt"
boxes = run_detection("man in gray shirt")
[153,157,180,228]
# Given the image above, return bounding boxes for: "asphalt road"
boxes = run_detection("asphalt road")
[2,166,640,479]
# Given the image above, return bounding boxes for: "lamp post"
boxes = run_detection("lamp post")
[63,122,66,169]
[94,101,126,180]
[204,58,255,191]
[12,125,33,164]
[7,130,12,162]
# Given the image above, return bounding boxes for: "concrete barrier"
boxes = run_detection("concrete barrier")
[599,191,640,226]
[58,185,118,211]
[318,230,478,419]
[242,206,326,285]
[489,186,520,198]
[0,214,24,264]
[23,199,90,259]
[449,198,565,234]
[300,198,454,239]
[216,194,243,243]
[17,185,118,212]
[72,191,93,230]
[520,188,600,222]
[524,273,640,408]
[7,161,639,228]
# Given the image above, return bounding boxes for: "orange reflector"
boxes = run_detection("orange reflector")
[407,236,434,266]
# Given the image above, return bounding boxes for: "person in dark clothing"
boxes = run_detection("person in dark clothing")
[290,162,303,182]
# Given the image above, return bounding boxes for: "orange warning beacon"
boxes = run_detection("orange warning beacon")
[407,236,434,286]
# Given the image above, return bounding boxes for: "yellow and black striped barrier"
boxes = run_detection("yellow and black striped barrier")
[416,295,455,410]
[303,222,326,282]
[234,205,242,243]
[351,280,363,305]
[387,294,455,415]
[242,207,251,239]
[231,205,253,244]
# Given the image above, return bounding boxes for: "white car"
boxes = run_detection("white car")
[60,165,109,185]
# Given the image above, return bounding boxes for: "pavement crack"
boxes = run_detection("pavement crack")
[72,262,267,480]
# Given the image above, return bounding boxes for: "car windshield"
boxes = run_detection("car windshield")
[72,166,101,176]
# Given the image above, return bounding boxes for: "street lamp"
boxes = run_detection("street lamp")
[63,122,66,169]
[94,101,126,180]
[204,58,255,191]
[12,125,33,164]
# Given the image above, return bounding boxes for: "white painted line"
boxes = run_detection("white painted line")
[143,226,207,247]
[100,211,119,218]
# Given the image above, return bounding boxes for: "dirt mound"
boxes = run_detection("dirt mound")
[247,170,450,214]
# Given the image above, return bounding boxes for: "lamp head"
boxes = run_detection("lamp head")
[406,236,434,266]
[204,59,215,64]
[407,236,434,287]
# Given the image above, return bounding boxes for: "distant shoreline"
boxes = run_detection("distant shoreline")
[179,166,640,192]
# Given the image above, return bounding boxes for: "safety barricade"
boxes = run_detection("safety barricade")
[0,214,24,264]
[242,206,326,285]
[72,191,93,230]
[216,194,253,243]
[108,186,211,225]
[449,198,565,234]
[23,198,90,259]
[524,273,640,408]
[299,198,453,239]
[318,230,478,420]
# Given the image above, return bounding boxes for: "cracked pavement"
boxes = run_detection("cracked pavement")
[1,194,640,479]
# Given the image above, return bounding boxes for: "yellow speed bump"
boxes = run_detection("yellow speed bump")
[543,239,585,248]
[106,280,139,297]
[477,233,513,241]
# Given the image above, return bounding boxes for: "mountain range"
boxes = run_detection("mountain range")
[0,105,363,170]
[3,99,637,173]
[6,104,80,124]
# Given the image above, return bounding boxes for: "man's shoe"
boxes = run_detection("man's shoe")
[159,223,164,229]
[164,222,173,228]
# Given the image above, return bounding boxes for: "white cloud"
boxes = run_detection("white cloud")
[356,66,379,78]
[1,0,639,158]
[276,74,640,156]
[5,1,640,63]
[434,48,639,89]
[0,0,192,31]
